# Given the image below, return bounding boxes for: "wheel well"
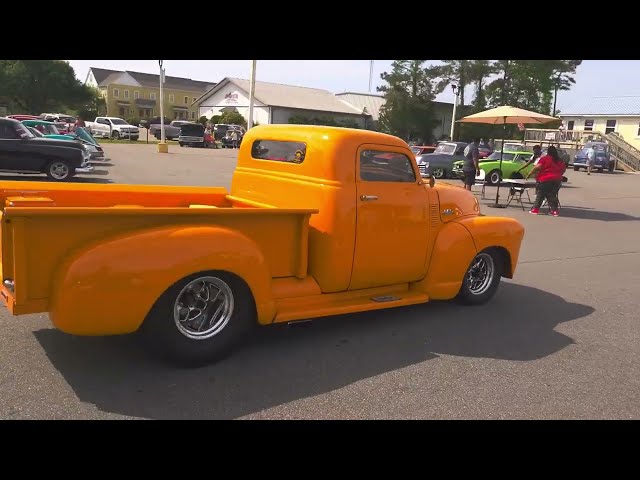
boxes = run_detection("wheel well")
[485,246,512,279]
[142,269,258,329]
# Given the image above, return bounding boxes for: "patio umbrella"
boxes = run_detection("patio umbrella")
[457,106,558,208]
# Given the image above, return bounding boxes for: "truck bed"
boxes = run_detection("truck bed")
[0,181,317,316]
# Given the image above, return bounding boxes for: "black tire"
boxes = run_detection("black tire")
[574,166,579,171]
[487,169,502,185]
[131,136,139,141]
[111,130,120,140]
[455,249,503,306]
[179,143,184,147]
[139,271,256,367]
[45,160,73,181]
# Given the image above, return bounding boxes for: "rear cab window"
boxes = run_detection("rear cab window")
[251,140,307,163]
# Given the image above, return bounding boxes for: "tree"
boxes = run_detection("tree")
[377,60,443,143]
[75,87,106,121]
[436,60,471,106]
[219,111,246,128]
[209,115,222,125]
[198,115,208,126]
[0,60,94,114]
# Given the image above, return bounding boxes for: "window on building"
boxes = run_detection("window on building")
[251,140,307,163]
[584,119,594,131]
[184,96,189,104]
[124,90,130,99]
[637,123,640,137]
[113,88,119,98]
[134,91,139,99]
[169,94,175,103]
[193,97,197,104]
[360,150,416,183]
[567,120,575,130]
[605,119,616,134]
[191,111,195,119]
[150,92,157,100]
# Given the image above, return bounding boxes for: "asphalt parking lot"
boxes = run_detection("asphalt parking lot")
[1,143,639,419]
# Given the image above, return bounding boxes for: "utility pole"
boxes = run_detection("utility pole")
[158,60,168,153]
[369,60,374,92]
[248,60,256,129]
[552,73,561,116]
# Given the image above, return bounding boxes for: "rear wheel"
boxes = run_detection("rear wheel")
[111,130,120,140]
[456,250,503,305]
[574,166,579,171]
[139,271,256,367]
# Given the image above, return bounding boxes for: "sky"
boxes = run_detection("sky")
[65,60,640,111]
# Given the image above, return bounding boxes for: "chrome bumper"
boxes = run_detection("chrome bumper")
[75,164,95,173]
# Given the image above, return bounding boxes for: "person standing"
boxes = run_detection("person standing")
[526,145,566,217]
[586,144,596,175]
[461,137,480,191]
[230,129,239,149]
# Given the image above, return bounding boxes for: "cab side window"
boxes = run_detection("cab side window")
[360,150,416,182]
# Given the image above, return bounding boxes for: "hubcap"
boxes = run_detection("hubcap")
[50,162,69,179]
[491,172,500,184]
[466,253,495,295]
[433,168,445,178]
[173,276,234,340]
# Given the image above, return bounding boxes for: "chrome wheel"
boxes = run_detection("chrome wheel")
[433,167,445,178]
[173,276,234,340]
[489,171,501,185]
[49,162,70,180]
[466,253,495,295]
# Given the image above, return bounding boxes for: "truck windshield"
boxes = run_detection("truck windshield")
[110,119,129,125]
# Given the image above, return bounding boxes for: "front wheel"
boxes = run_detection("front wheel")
[432,167,445,179]
[139,271,256,367]
[456,250,503,305]
[487,169,502,185]
[111,130,120,140]
[574,166,579,171]
[45,160,73,181]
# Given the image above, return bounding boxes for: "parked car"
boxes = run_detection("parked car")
[178,123,215,148]
[213,124,245,141]
[7,115,40,121]
[220,129,243,148]
[452,149,535,185]
[573,142,613,172]
[0,124,525,367]
[478,144,493,158]
[542,147,570,166]
[86,117,139,140]
[417,141,468,178]
[21,120,106,161]
[0,117,93,181]
[150,120,194,140]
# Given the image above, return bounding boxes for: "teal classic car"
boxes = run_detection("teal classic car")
[21,119,105,160]
[453,149,535,185]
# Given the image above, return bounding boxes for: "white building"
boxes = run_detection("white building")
[193,77,370,127]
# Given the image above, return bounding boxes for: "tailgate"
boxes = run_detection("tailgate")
[1,196,55,315]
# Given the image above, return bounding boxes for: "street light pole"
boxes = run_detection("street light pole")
[158,60,168,153]
[248,60,256,129]
[450,84,459,141]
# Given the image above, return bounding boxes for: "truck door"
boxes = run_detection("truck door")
[349,145,430,290]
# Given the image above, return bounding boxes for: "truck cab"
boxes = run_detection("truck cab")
[0,124,524,366]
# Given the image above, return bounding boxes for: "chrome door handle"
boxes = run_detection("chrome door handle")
[360,195,378,201]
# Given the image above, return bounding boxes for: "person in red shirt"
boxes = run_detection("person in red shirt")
[526,145,566,216]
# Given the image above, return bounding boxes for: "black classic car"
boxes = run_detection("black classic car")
[416,141,468,179]
[0,117,93,181]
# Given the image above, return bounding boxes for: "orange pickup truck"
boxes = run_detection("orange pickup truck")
[0,124,525,366]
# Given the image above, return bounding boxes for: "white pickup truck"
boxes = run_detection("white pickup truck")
[86,117,139,141]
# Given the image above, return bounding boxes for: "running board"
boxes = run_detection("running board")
[273,286,429,323]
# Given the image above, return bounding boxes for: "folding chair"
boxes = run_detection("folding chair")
[505,183,532,210]
[472,169,487,199]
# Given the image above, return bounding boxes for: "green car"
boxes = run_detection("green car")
[453,149,534,185]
